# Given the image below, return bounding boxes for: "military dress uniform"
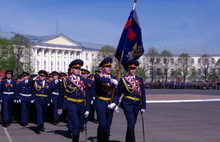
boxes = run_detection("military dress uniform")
[50,71,60,124]
[58,59,90,142]
[117,60,146,142]
[0,70,17,127]
[28,70,52,131]
[16,72,34,126]
[87,74,97,121]
[94,57,119,142]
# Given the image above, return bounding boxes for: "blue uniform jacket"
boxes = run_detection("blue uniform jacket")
[58,76,90,113]
[118,76,146,113]
[85,79,96,103]
[50,80,60,100]
[28,79,52,104]
[16,80,34,102]
[0,79,17,101]
[94,73,119,112]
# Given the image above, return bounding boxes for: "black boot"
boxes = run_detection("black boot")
[2,120,8,127]
[125,129,136,142]
[67,129,72,138]
[130,129,136,142]
[72,135,79,142]
[103,132,110,142]
[38,125,44,132]
[97,126,104,142]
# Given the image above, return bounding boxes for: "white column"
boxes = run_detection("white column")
[55,50,58,71]
[48,49,52,72]
[61,50,65,72]
[74,51,76,59]
[41,48,45,70]
[68,50,71,65]
[34,48,38,73]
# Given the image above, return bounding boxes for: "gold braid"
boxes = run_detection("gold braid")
[95,73,110,91]
[122,77,135,94]
[63,78,77,93]
[34,81,42,91]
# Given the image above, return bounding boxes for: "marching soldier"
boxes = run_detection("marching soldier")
[87,74,97,122]
[79,68,91,132]
[0,70,17,127]
[16,72,33,126]
[117,60,146,142]
[28,70,52,132]
[50,71,60,124]
[58,59,90,142]
[94,57,119,142]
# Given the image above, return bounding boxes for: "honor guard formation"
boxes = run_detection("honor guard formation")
[0,57,146,142]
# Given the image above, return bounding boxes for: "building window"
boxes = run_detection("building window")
[37,60,39,71]
[92,54,94,59]
[171,58,174,64]
[212,59,215,64]
[198,69,201,75]
[191,59,194,64]
[86,54,88,60]
[44,61,46,70]
[51,62,53,71]
[57,62,59,71]
[198,59,201,64]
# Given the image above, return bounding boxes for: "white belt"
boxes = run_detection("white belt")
[3,92,14,95]
[52,92,59,95]
[20,93,32,97]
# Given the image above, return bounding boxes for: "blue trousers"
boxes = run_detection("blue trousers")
[35,101,47,126]
[123,108,138,130]
[2,101,14,122]
[21,101,31,123]
[67,109,84,135]
[52,98,59,120]
[96,109,114,133]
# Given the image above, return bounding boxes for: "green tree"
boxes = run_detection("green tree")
[159,50,173,82]
[177,53,192,81]
[136,63,147,80]
[11,34,33,76]
[145,47,160,82]
[91,45,120,75]
[0,38,17,73]
[198,54,215,81]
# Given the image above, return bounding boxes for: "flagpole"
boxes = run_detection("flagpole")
[110,0,137,103]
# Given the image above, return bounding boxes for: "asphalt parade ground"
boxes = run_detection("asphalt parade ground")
[1,89,220,142]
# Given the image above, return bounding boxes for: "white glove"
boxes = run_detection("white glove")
[17,99,21,103]
[47,103,50,106]
[57,109,63,115]
[31,100,35,103]
[33,76,39,81]
[0,100,2,103]
[114,105,119,113]
[91,100,93,105]
[51,99,53,103]
[14,100,17,103]
[108,103,116,109]
[84,111,89,118]
[111,79,118,86]
[141,109,145,113]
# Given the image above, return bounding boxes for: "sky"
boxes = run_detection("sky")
[1,0,220,53]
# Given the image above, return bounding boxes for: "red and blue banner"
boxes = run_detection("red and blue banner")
[0,69,5,78]
[115,4,144,71]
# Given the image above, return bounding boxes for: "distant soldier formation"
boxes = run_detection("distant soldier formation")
[145,80,220,90]
[0,57,146,142]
